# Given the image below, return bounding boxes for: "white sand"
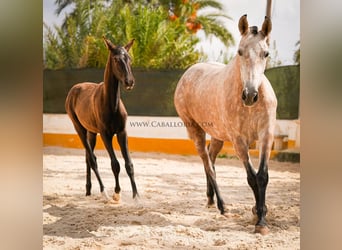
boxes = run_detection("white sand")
[43,147,300,249]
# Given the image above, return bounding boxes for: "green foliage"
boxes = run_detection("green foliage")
[196,14,233,47]
[293,40,300,65]
[44,0,232,69]
[114,4,201,69]
[44,0,109,69]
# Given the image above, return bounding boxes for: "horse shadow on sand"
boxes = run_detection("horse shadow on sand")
[43,178,299,239]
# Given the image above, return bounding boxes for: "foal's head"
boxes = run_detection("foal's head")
[237,15,272,106]
[103,37,135,91]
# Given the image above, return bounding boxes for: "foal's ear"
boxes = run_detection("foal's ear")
[261,16,272,37]
[103,36,115,50]
[124,39,135,52]
[238,14,249,36]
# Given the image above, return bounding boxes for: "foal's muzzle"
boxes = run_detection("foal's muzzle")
[124,79,135,91]
[242,88,258,106]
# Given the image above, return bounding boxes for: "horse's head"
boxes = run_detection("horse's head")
[237,15,272,106]
[103,37,135,91]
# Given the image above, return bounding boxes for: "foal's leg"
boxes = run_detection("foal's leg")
[85,131,95,195]
[207,138,224,207]
[117,130,138,199]
[87,131,110,200]
[100,132,121,202]
[187,123,225,214]
[70,119,105,196]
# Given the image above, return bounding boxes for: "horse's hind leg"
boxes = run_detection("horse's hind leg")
[68,115,98,196]
[85,131,95,195]
[86,131,109,200]
[117,130,138,199]
[72,127,105,196]
[186,121,225,214]
[207,138,224,206]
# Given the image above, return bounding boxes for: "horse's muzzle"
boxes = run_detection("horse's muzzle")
[242,88,258,106]
[124,79,135,91]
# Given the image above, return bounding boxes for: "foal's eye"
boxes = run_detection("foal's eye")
[238,49,243,56]
[264,51,269,58]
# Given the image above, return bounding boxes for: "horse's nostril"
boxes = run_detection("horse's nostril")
[125,79,135,86]
[242,89,258,105]
[242,90,248,101]
[253,92,258,103]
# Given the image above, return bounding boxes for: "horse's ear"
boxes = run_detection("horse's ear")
[261,16,272,37]
[125,39,135,52]
[238,14,249,36]
[103,36,115,50]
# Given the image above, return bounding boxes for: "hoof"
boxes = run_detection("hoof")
[113,192,121,203]
[252,205,268,215]
[101,190,110,201]
[207,197,215,207]
[221,212,231,219]
[133,192,140,200]
[207,202,216,209]
[254,225,269,235]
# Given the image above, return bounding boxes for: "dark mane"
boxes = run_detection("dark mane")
[250,26,258,35]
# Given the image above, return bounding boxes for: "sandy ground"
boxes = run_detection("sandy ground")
[43,147,300,249]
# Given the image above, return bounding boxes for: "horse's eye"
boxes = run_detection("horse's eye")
[238,49,243,56]
[264,51,269,58]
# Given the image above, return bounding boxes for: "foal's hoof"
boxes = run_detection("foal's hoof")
[206,201,216,209]
[254,225,269,235]
[101,190,110,201]
[113,192,121,203]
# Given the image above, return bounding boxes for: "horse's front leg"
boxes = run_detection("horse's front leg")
[117,130,138,199]
[100,133,121,202]
[253,136,273,235]
[234,136,269,235]
[254,153,269,234]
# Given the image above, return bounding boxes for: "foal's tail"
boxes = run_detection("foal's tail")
[65,84,81,115]
[64,86,87,138]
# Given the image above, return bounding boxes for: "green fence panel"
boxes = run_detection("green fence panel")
[44,65,299,119]
[265,65,300,119]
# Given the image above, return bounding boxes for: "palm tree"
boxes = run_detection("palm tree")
[54,0,110,30]
[159,0,234,47]
[44,0,109,69]
[293,40,300,65]
[107,3,202,68]
[54,0,75,15]
[44,0,233,69]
